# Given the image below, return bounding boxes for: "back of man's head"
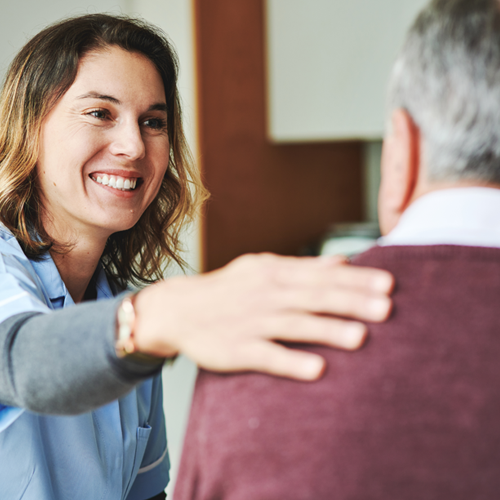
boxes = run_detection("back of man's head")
[389,0,500,184]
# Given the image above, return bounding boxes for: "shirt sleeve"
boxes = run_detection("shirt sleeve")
[0,234,164,425]
[0,300,164,420]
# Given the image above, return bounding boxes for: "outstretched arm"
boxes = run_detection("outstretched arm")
[0,253,394,415]
[0,297,163,415]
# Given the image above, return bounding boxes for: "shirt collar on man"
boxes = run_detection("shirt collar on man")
[379,187,500,248]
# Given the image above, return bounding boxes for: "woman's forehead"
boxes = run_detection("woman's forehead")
[69,46,166,103]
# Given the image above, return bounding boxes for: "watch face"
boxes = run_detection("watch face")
[116,295,136,357]
[115,294,163,364]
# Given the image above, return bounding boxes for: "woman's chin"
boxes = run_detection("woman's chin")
[108,220,140,234]
[91,216,141,237]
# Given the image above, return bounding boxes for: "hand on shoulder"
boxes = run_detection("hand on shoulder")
[133,253,394,381]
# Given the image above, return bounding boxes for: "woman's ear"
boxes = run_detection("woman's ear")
[378,109,420,235]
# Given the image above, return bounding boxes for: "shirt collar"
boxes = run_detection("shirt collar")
[30,253,114,307]
[379,187,500,248]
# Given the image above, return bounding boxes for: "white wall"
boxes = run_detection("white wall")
[266,0,429,141]
[0,0,125,75]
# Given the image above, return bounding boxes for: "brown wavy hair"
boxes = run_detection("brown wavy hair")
[0,14,208,287]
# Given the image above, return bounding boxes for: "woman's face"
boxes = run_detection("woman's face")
[37,46,170,241]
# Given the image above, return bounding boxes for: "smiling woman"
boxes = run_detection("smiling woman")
[0,15,200,291]
[36,47,173,300]
[38,48,169,227]
[0,15,202,500]
[0,13,394,500]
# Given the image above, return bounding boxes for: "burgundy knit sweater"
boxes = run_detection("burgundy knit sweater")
[174,245,500,500]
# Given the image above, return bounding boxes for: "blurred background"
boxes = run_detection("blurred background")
[0,0,427,496]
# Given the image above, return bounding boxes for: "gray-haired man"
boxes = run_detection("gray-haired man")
[174,1,500,498]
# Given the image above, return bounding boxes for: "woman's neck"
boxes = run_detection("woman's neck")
[41,216,109,303]
[49,239,106,303]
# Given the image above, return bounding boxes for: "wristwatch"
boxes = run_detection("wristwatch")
[115,293,166,365]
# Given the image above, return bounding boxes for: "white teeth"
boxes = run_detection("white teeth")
[91,174,138,191]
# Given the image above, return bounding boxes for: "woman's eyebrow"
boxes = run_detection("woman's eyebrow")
[75,92,167,112]
[77,92,120,104]
[148,103,168,113]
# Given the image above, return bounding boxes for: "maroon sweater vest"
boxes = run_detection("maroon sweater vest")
[175,246,500,500]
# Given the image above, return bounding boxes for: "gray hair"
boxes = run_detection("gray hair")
[388,0,500,183]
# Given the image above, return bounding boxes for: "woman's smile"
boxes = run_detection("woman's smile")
[90,174,139,192]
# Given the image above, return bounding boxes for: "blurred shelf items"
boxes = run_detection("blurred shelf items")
[303,222,380,258]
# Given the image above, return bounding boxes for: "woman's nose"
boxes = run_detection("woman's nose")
[109,122,146,161]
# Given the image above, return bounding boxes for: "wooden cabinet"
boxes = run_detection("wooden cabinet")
[195,0,365,270]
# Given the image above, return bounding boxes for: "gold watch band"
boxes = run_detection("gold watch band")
[115,293,165,365]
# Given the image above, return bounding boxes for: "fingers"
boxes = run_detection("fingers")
[318,287,392,321]
[229,254,394,321]
[220,340,327,381]
[277,285,392,322]
[188,313,368,379]
[318,259,395,294]
[261,313,367,350]
[254,253,394,295]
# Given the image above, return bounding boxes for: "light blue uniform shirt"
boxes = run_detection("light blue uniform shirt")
[0,227,170,500]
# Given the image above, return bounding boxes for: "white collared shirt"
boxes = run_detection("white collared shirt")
[378,187,500,249]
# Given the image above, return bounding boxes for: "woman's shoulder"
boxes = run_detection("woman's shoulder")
[0,224,38,274]
[0,224,24,253]
[0,225,50,321]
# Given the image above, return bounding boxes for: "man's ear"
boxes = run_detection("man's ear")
[378,109,420,235]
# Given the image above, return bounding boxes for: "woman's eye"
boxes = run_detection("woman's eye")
[87,109,108,120]
[143,118,167,131]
